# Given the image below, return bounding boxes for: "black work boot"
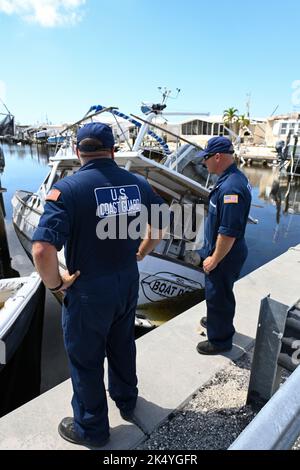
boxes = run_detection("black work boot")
[196,340,232,355]
[120,408,136,423]
[58,417,109,448]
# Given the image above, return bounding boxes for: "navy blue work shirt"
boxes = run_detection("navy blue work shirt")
[200,163,252,258]
[32,158,166,276]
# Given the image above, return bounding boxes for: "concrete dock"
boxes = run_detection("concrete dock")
[0,244,299,450]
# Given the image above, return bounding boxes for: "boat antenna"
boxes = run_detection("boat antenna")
[0,98,11,116]
[246,92,251,117]
[157,87,181,105]
[270,105,279,116]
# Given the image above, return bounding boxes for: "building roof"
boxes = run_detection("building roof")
[168,115,267,125]
[267,112,300,122]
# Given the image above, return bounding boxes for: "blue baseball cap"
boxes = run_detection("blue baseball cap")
[77,122,115,152]
[198,136,234,160]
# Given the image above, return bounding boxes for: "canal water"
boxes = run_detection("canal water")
[0,143,67,393]
[240,165,300,276]
[0,143,300,388]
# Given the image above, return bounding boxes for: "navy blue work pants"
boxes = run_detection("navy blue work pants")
[205,242,248,349]
[62,264,139,442]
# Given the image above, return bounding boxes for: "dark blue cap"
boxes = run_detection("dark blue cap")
[77,122,115,151]
[198,136,234,159]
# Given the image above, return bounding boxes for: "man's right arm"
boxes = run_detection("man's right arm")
[203,233,236,273]
[33,241,80,290]
[32,183,79,289]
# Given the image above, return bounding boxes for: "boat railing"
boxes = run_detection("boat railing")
[14,190,34,202]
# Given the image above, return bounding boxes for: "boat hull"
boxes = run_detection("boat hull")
[0,273,43,366]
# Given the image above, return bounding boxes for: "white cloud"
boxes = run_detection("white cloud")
[0,81,6,102]
[0,0,86,27]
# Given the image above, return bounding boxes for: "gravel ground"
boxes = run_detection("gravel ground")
[136,350,300,450]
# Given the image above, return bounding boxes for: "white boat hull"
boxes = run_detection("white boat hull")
[0,272,42,365]
[138,254,203,306]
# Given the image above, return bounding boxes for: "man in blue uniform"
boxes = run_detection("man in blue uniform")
[32,122,167,447]
[197,136,251,355]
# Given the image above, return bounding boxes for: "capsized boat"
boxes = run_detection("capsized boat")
[12,102,210,327]
[0,272,43,366]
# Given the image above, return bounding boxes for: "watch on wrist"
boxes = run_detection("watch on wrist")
[49,279,64,292]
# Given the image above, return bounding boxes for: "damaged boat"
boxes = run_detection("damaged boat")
[12,102,211,327]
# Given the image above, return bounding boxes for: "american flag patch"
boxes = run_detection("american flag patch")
[46,189,61,201]
[224,194,238,204]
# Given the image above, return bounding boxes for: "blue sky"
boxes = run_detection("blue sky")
[0,0,300,125]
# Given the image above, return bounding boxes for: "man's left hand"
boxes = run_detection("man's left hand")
[60,270,81,291]
[203,256,218,274]
[136,251,145,262]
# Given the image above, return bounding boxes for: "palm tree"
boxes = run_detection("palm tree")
[223,107,239,129]
[238,114,250,128]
